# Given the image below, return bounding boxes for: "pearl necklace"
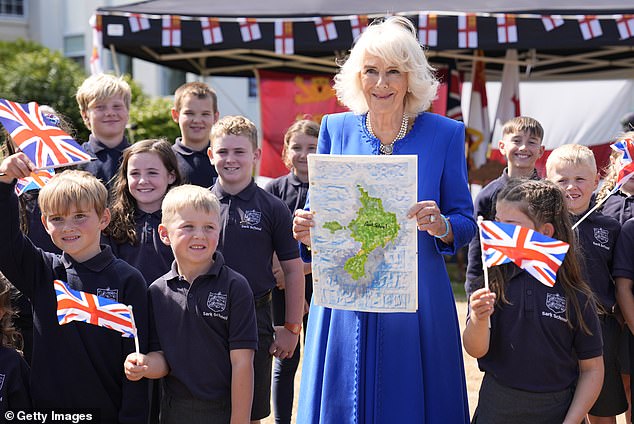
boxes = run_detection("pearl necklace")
[366,113,409,155]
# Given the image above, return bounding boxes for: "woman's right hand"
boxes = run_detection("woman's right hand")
[0,152,35,184]
[293,209,314,246]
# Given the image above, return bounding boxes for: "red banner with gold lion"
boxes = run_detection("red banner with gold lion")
[258,70,347,178]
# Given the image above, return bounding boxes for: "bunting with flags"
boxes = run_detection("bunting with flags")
[314,17,338,42]
[497,15,518,43]
[0,100,92,170]
[162,15,181,46]
[238,17,262,42]
[542,15,565,31]
[201,17,223,45]
[349,15,368,40]
[418,13,438,47]
[275,20,294,55]
[616,15,634,40]
[479,220,570,287]
[466,51,490,169]
[458,14,478,48]
[577,15,603,40]
[129,14,150,32]
[55,279,136,338]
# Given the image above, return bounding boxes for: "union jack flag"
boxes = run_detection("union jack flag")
[479,220,569,287]
[15,168,55,196]
[611,137,634,189]
[54,279,136,338]
[0,100,92,170]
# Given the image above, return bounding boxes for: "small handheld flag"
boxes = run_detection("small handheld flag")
[0,100,92,170]
[611,137,634,190]
[54,279,137,338]
[479,220,569,287]
[15,168,55,196]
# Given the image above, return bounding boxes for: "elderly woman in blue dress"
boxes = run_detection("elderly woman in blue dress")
[292,16,476,424]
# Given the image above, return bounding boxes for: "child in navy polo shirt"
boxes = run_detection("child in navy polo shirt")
[0,273,30,416]
[171,81,220,187]
[464,178,603,423]
[263,119,317,424]
[124,184,257,424]
[465,116,545,296]
[76,73,132,189]
[208,116,305,423]
[104,139,182,285]
[0,159,149,423]
[546,144,627,422]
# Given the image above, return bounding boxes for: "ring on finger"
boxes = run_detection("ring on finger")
[429,215,436,224]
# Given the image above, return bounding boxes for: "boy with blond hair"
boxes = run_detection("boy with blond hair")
[171,81,220,187]
[207,116,305,423]
[547,144,626,423]
[0,154,148,423]
[76,73,132,188]
[466,116,545,295]
[125,184,257,424]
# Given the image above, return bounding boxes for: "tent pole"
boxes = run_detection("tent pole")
[254,68,262,177]
[109,44,121,76]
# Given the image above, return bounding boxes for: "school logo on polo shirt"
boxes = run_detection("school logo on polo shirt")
[239,208,262,231]
[97,288,119,302]
[207,291,227,313]
[593,227,610,245]
[546,293,566,314]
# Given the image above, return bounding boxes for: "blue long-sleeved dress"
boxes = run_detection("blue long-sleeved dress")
[297,111,476,424]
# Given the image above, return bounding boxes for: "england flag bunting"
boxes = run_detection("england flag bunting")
[616,15,634,40]
[541,15,565,31]
[238,17,262,42]
[89,14,103,75]
[349,15,368,40]
[458,14,478,48]
[162,15,181,47]
[418,13,438,47]
[497,14,518,43]
[314,17,338,42]
[201,17,223,45]
[129,14,150,32]
[275,20,294,55]
[577,15,603,40]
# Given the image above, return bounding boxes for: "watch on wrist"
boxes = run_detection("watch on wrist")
[284,322,302,335]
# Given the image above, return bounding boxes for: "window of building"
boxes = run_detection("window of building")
[0,0,25,17]
[162,67,186,96]
[64,34,85,68]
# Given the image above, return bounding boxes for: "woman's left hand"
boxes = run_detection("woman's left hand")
[408,201,452,241]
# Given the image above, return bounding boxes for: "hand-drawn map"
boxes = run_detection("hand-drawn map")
[308,154,418,312]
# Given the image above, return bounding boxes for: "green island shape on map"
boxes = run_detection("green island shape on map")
[323,185,400,280]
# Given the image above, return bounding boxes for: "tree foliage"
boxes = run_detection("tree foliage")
[128,96,180,143]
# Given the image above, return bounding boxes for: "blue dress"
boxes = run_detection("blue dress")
[297,112,476,424]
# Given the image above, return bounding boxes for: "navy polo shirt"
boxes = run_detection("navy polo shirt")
[466,169,540,296]
[105,209,174,285]
[264,172,309,213]
[0,182,149,423]
[601,192,634,225]
[0,346,31,414]
[80,135,130,189]
[478,266,603,392]
[211,180,300,298]
[149,251,257,401]
[172,138,218,188]
[573,209,621,311]
[613,218,634,281]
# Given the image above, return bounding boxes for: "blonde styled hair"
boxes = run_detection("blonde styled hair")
[76,73,132,114]
[39,170,108,217]
[173,81,218,114]
[161,184,220,225]
[334,16,438,116]
[502,116,544,141]
[282,120,319,169]
[546,144,597,175]
[210,115,258,150]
